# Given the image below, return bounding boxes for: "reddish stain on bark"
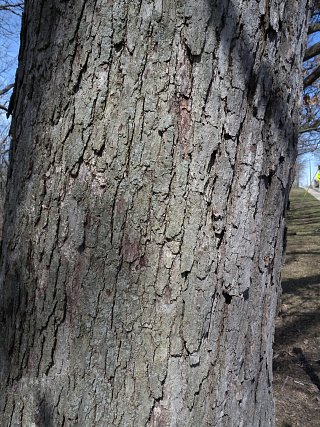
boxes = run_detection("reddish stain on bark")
[66,260,82,326]
[115,196,126,214]
[139,255,148,267]
[164,285,172,304]
[123,235,141,263]
[105,288,113,297]
[178,97,193,158]
[27,352,35,372]
[150,403,170,427]
[250,145,257,153]
[133,254,148,271]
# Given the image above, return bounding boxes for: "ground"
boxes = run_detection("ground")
[274,188,320,427]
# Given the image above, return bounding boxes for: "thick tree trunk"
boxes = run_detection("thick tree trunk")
[0,1,309,426]
[0,167,5,240]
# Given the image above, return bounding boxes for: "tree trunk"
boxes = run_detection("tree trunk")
[0,1,309,426]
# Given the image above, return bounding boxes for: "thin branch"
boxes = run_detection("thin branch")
[0,2,23,10]
[0,104,8,112]
[299,121,320,134]
[308,22,320,34]
[303,64,320,87]
[304,41,320,61]
[0,2,23,16]
[0,83,14,96]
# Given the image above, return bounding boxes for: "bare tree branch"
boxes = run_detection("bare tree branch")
[299,124,320,134]
[308,22,320,34]
[0,1,23,18]
[0,83,14,96]
[304,41,320,61]
[0,2,23,9]
[304,64,320,88]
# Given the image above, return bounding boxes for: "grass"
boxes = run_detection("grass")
[274,188,320,427]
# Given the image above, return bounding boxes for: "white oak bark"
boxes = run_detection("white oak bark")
[0,1,310,426]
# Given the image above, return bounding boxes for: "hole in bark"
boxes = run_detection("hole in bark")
[279,155,285,163]
[222,292,232,305]
[190,53,202,63]
[215,228,225,248]
[181,271,190,279]
[93,144,105,157]
[267,27,277,43]
[185,44,202,63]
[224,132,232,140]
[207,150,217,174]
[247,73,258,101]
[114,41,124,52]
[267,172,273,186]
[262,170,274,189]
[77,242,86,253]
[243,288,249,301]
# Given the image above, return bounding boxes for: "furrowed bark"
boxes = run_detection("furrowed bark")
[0,1,310,426]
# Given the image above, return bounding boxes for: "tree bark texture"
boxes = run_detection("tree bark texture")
[0,1,309,426]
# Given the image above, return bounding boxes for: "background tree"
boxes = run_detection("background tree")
[300,3,320,154]
[0,1,311,426]
[0,1,22,238]
[0,0,23,115]
[293,156,307,187]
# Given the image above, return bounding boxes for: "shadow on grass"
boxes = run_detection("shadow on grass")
[286,251,320,256]
[275,309,320,348]
[273,346,320,394]
[293,347,320,392]
[281,274,320,294]
[274,189,320,426]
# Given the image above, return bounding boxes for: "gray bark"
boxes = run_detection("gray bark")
[0,1,310,426]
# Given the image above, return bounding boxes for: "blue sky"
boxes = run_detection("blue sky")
[0,9,21,84]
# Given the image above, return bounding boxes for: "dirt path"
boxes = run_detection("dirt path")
[274,188,320,427]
